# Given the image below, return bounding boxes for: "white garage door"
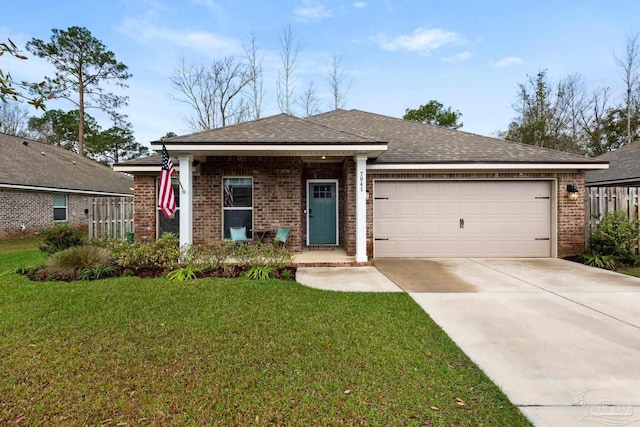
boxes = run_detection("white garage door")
[374,181,551,258]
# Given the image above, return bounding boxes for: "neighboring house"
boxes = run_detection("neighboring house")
[0,133,134,238]
[114,109,607,261]
[585,142,640,187]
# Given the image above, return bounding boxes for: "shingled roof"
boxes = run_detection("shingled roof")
[159,113,383,145]
[0,133,133,195]
[586,142,640,185]
[308,109,605,164]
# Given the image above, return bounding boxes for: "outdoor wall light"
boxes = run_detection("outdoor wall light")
[567,184,580,201]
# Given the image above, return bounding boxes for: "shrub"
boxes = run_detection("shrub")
[581,253,616,270]
[114,233,181,272]
[588,211,640,260]
[244,265,274,280]
[166,265,202,281]
[188,240,236,269]
[38,223,84,254]
[47,245,112,280]
[233,242,292,268]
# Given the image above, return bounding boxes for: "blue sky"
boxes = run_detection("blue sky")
[2,0,640,147]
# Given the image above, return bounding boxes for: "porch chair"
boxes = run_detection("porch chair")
[274,227,290,247]
[230,226,250,243]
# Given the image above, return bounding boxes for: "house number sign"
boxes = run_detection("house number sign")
[359,171,365,192]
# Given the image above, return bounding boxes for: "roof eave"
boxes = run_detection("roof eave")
[367,162,609,171]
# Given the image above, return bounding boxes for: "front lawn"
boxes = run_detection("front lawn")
[0,247,531,426]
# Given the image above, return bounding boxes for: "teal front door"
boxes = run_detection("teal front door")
[308,182,337,245]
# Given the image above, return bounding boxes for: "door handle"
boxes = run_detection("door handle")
[459,218,465,229]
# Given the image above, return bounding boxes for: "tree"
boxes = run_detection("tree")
[243,32,264,120]
[26,26,131,157]
[299,81,320,117]
[327,53,351,110]
[28,109,100,152]
[0,102,30,136]
[171,56,250,131]
[500,70,586,153]
[614,33,640,146]
[276,24,300,114]
[86,123,149,165]
[0,38,47,109]
[403,100,463,129]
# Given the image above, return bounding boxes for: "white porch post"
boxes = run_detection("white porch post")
[355,154,368,262]
[178,154,193,248]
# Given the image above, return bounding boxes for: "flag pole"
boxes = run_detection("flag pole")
[161,138,186,194]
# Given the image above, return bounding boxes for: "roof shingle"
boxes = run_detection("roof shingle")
[0,133,133,195]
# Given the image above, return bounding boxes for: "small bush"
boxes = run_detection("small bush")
[38,223,84,255]
[167,265,201,281]
[244,265,274,280]
[588,211,640,260]
[47,245,112,280]
[188,240,236,269]
[115,233,181,272]
[581,253,616,270]
[233,242,292,268]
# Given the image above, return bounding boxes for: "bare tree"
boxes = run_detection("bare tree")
[276,24,300,114]
[243,32,264,120]
[327,53,351,110]
[171,59,217,131]
[579,87,611,156]
[299,81,320,117]
[171,56,250,131]
[0,102,30,136]
[615,33,640,146]
[213,56,250,127]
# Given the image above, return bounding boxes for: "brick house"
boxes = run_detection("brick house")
[0,133,133,238]
[114,109,607,261]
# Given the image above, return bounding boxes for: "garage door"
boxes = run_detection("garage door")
[374,181,551,258]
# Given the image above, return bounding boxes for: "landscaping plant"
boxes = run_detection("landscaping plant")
[38,223,84,254]
[588,211,640,261]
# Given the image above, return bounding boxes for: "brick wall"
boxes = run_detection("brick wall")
[132,161,587,259]
[133,157,304,251]
[133,176,156,241]
[0,188,90,238]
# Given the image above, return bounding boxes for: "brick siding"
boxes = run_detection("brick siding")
[0,188,90,238]
[132,159,587,259]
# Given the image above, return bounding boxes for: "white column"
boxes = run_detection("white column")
[355,154,368,262]
[178,154,193,248]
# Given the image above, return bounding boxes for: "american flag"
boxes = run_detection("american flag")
[158,144,176,217]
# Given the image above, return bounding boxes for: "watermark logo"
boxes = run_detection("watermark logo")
[576,389,638,426]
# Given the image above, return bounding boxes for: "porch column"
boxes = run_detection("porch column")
[178,154,193,248]
[355,154,368,262]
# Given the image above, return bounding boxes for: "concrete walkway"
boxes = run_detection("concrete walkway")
[296,259,640,427]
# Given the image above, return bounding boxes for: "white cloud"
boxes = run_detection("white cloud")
[494,56,523,68]
[353,1,368,9]
[294,1,332,22]
[442,51,473,62]
[370,27,462,53]
[117,17,241,58]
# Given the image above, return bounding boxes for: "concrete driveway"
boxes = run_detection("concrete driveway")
[376,258,640,427]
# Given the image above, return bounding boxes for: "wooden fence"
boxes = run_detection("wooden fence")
[89,196,134,240]
[587,186,640,249]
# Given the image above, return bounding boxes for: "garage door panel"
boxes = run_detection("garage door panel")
[374,181,551,258]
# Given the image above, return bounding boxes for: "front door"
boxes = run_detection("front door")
[308,181,338,245]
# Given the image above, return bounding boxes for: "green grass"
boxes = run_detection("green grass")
[0,249,531,426]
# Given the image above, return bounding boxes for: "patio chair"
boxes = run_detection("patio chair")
[230,226,250,243]
[274,227,290,247]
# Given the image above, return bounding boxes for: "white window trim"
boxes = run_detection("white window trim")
[221,176,254,239]
[53,193,68,222]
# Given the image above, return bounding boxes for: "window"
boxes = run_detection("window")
[157,178,180,237]
[223,177,253,239]
[53,193,67,221]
